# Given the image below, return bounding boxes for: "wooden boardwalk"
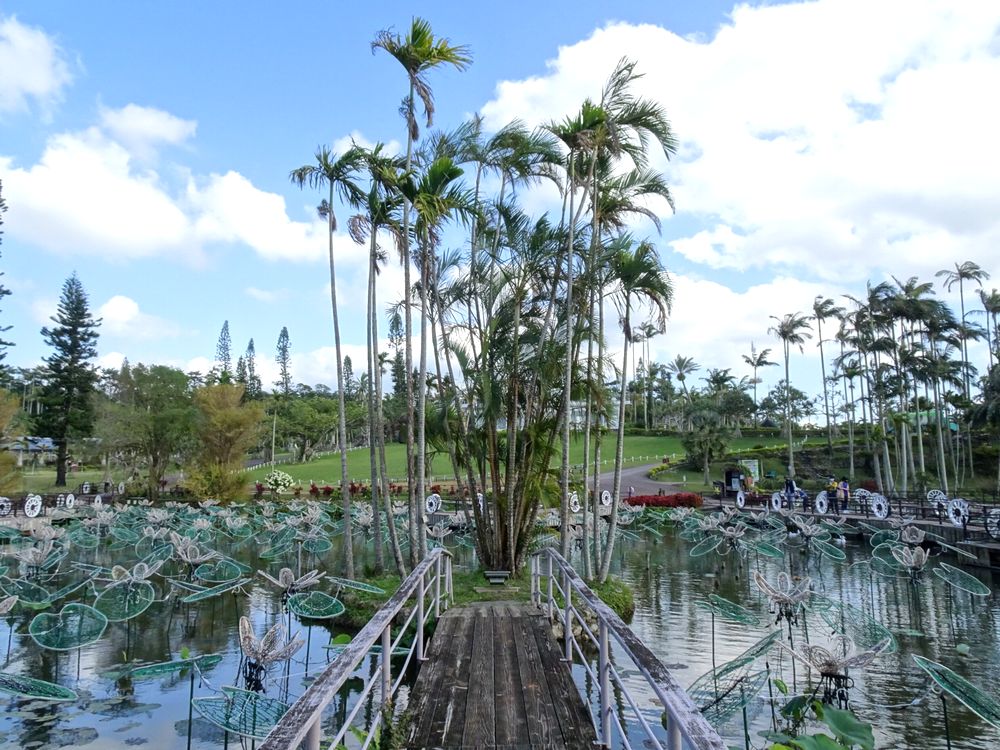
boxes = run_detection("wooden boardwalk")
[406,601,597,750]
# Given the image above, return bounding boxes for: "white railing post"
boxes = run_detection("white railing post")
[416,572,425,661]
[434,553,441,620]
[446,554,453,608]
[381,623,391,707]
[563,569,572,662]
[599,619,611,747]
[530,555,538,605]
[304,718,321,750]
[668,715,682,750]
[546,553,554,619]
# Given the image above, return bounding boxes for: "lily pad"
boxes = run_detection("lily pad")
[29,603,108,650]
[934,562,991,597]
[130,654,223,679]
[94,581,156,622]
[689,535,723,557]
[0,672,77,701]
[194,560,244,584]
[302,538,333,555]
[192,686,288,739]
[913,655,1000,728]
[180,578,251,604]
[287,591,345,620]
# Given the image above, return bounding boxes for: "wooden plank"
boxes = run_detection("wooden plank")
[408,612,472,745]
[459,610,496,747]
[512,609,561,748]
[529,610,598,745]
[409,615,462,744]
[424,613,475,747]
[493,606,529,747]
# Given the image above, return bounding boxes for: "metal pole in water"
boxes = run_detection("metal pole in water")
[599,620,610,747]
[186,667,195,750]
[941,694,952,750]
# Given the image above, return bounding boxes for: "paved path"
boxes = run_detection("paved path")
[596,462,682,497]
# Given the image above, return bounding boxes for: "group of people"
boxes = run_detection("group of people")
[782,474,851,512]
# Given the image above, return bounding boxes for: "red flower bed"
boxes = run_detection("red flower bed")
[626,492,703,508]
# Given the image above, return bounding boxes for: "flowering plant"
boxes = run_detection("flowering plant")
[263,470,295,494]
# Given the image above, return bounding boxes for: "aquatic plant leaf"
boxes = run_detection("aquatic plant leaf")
[194,560,243,583]
[869,529,899,547]
[933,563,991,597]
[111,527,140,544]
[130,654,223,679]
[29,603,108,650]
[259,543,292,560]
[0,672,77,701]
[746,539,785,558]
[913,656,1000,729]
[819,602,897,654]
[180,578,251,603]
[302,538,332,555]
[701,594,761,626]
[814,539,847,562]
[94,581,156,621]
[192,686,288,739]
[689,535,724,557]
[694,668,768,727]
[287,591,345,620]
[1,578,51,606]
[325,576,386,594]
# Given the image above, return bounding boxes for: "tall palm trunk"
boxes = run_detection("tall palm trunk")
[783,341,795,477]
[326,185,353,579]
[817,317,833,460]
[416,240,431,560]
[559,155,577,557]
[402,81,419,566]
[599,304,630,582]
[366,240,384,574]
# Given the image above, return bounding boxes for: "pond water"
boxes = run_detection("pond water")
[590,522,1000,750]
[1,505,998,750]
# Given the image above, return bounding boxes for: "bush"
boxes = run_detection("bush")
[184,463,248,503]
[626,492,703,508]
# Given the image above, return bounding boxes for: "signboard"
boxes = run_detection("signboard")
[738,459,761,486]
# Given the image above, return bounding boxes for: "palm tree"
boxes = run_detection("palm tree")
[977,288,1000,371]
[768,312,813,478]
[399,156,475,558]
[289,146,365,579]
[666,355,699,404]
[742,343,776,426]
[812,296,845,460]
[936,261,990,399]
[599,235,672,582]
[348,143,408,577]
[373,17,471,562]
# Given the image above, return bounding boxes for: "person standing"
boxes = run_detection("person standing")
[838,477,850,513]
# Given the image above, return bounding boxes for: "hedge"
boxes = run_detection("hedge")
[626,492,703,508]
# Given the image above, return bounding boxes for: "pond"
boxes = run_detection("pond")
[0,502,998,750]
[589,517,1000,750]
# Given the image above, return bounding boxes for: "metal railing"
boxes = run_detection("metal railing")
[531,548,726,750]
[259,548,453,750]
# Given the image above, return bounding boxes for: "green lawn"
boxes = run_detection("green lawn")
[12,432,784,495]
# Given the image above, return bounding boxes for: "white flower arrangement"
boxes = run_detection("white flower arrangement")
[263,470,295,493]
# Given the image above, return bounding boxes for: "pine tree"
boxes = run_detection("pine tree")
[244,338,261,398]
[275,326,291,396]
[0,180,13,367]
[343,355,355,400]
[216,320,232,382]
[37,274,101,486]
[235,356,248,387]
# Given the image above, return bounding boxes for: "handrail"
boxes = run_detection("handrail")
[259,548,453,750]
[531,547,726,750]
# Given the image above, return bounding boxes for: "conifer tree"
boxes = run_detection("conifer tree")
[216,320,232,382]
[244,338,262,398]
[275,326,292,396]
[0,180,12,367]
[37,274,101,486]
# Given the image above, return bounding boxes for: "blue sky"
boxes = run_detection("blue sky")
[1,1,998,400]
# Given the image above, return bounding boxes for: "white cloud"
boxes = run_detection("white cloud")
[0,130,193,260]
[245,287,286,303]
[30,296,57,325]
[330,130,402,157]
[98,294,183,340]
[98,351,126,370]
[0,117,373,266]
[98,103,197,160]
[0,15,72,115]
[481,1,1000,284]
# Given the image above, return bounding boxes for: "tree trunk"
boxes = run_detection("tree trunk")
[366,238,385,575]
[599,306,630,582]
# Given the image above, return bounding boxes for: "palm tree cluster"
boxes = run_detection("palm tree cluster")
[290,19,676,578]
[627,262,998,500]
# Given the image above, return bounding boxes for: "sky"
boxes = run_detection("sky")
[0,0,998,401]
